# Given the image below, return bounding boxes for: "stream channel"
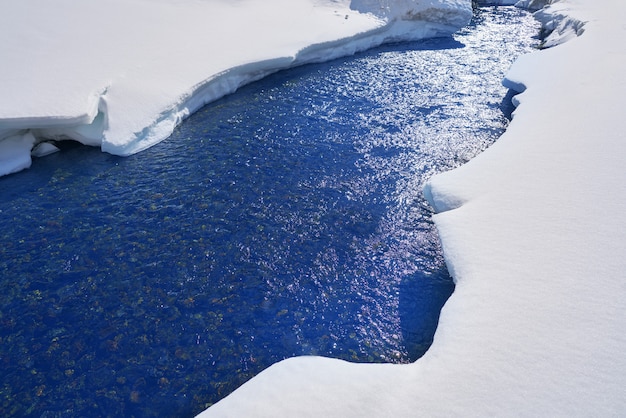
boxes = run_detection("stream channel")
[0,7,539,417]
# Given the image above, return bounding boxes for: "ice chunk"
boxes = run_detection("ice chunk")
[0,132,36,176]
[31,142,61,158]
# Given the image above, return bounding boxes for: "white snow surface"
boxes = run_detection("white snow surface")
[0,0,470,177]
[0,132,36,176]
[199,0,626,416]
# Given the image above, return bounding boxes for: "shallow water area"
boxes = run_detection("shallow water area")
[0,7,539,417]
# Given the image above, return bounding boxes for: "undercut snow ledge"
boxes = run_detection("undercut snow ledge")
[199,1,626,416]
[104,17,466,157]
[0,0,471,175]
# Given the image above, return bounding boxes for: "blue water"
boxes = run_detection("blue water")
[0,7,539,417]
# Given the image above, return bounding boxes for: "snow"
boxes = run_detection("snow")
[198,0,626,416]
[0,132,36,176]
[0,0,470,177]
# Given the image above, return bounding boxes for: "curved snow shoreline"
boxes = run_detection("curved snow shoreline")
[111,18,467,157]
[199,1,626,416]
[0,0,471,176]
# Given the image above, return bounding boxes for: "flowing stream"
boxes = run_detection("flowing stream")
[0,7,539,417]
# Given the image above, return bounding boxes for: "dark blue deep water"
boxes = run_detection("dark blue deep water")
[0,7,538,417]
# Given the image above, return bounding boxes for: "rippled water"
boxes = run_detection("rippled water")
[0,7,539,417]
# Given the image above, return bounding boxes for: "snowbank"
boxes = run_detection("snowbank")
[199,0,626,416]
[0,0,471,177]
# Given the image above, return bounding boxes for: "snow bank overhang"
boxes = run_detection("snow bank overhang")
[0,0,471,177]
[426,0,592,216]
[352,0,472,28]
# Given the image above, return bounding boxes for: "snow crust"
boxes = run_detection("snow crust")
[0,0,471,177]
[199,0,626,416]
